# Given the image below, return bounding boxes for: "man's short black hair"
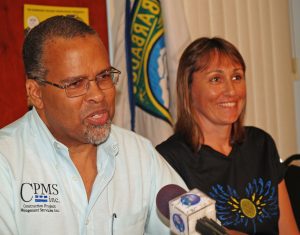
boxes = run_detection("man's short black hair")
[23,15,97,81]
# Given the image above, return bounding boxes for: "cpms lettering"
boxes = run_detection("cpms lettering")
[20,182,61,213]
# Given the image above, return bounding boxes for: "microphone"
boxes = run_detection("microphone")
[156,184,228,235]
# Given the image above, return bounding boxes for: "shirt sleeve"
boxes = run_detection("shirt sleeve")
[144,142,188,235]
[266,133,287,183]
[0,154,19,235]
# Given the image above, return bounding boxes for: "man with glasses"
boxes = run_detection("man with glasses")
[0,16,186,235]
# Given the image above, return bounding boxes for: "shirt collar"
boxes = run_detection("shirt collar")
[29,108,68,166]
[29,108,119,166]
[30,107,65,146]
[101,126,119,157]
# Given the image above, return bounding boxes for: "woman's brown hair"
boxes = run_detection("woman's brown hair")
[175,37,246,152]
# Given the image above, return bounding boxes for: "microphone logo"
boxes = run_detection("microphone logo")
[180,194,201,206]
[172,213,185,232]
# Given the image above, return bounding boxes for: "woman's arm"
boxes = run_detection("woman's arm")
[278,179,299,234]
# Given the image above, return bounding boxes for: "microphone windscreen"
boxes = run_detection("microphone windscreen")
[156,184,187,219]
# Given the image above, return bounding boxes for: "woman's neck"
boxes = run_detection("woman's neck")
[201,124,232,156]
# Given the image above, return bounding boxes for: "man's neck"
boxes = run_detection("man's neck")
[69,144,98,200]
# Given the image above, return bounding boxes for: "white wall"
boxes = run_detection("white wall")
[289,0,300,153]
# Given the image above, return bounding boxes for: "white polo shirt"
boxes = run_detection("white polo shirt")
[0,108,186,235]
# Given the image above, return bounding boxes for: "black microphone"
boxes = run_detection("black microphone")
[156,184,228,235]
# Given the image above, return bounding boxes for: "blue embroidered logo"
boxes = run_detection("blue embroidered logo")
[209,178,278,233]
[35,194,48,202]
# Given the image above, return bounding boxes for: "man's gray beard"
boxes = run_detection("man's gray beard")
[83,120,112,145]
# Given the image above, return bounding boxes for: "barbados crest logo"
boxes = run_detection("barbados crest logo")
[127,0,173,125]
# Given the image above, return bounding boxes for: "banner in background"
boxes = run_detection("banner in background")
[24,4,89,33]
[125,0,173,145]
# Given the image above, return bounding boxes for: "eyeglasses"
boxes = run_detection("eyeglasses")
[35,67,121,98]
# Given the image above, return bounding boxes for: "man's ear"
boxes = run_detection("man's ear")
[26,78,44,109]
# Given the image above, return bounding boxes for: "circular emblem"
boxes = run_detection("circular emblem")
[180,194,201,206]
[27,16,39,29]
[172,213,185,232]
[240,198,257,218]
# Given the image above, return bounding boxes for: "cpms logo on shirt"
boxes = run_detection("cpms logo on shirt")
[20,182,61,213]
